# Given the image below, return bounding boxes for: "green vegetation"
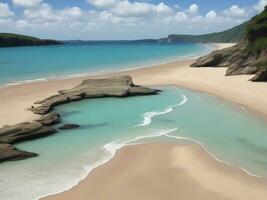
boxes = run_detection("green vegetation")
[246,6,267,54]
[0,33,62,47]
[255,59,267,69]
[160,22,248,43]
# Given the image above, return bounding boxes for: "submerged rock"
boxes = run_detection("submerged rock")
[0,144,37,163]
[59,124,80,130]
[30,75,159,115]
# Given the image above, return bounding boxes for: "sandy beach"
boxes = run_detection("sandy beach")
[42,142,267,200]
[1,43,267,127]
[1,43,267,199]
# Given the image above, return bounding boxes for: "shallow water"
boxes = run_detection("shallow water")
[1,87,267,200]
[0,42,210,86]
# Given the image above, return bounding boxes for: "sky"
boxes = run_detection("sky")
[0,0,266,40]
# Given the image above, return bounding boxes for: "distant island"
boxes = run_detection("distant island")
[0,33,62,47]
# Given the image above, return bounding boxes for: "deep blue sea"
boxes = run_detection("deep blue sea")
[0,42,211,86]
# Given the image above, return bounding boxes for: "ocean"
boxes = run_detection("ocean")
[0,42,210,86]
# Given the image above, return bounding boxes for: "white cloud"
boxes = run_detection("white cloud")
[174,11,188,22]
[254,0,267,12]
[206,10,217,20]
[0,0,259,40]
[0,3,14,18]
[15,20,31,29]
[12,0,42,8]
[87,0,119,8]
[188,4,199,14]
[62,7,82,18]
[111,1,172,17]
[224,5,246,18]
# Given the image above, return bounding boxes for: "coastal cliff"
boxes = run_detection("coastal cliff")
[191,6,267,82]
[0,76,159,163]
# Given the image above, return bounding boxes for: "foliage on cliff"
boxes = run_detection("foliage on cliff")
[246,6,267,55]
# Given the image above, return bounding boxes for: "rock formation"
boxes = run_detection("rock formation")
[0,144,37,163]
[191,6,267,82]
[0,75,159,163]
[35,113,61,126]
[30,75,158,115]
[0,122,57,144]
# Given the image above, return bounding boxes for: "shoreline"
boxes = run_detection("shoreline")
[0,43,249,127]
[42,142,267,200]
[0,43,211,89]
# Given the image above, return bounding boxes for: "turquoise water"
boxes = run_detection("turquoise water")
[0,42,210,86]
[1,87,267,200]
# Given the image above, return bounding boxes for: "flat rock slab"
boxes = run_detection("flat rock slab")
[35,113,61,126]
[30,75,159,115]
[0,122,57,144]
[0,143,38,163]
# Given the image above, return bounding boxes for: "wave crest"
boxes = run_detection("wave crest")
[133,93,188,128]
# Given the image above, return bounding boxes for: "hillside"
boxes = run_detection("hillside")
[191,6,267,82]
[159,22,247,43]
[0,33,62,47]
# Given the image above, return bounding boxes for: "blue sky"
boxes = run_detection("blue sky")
[0,0,266,40]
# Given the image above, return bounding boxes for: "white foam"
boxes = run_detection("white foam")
[165,134,263,178]
[37,128,178,200]
[4,78,48,86]
[133,108,173,127]
[133,93,188,128]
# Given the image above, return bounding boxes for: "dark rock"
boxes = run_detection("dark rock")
[191,42,265,77]
[191,45,240,68]
[35,113,60,126]
[30,76,159,114]
[0,143,37,163]
[251,68,267,82]
[59,124,80,130]
[0,122,57,144]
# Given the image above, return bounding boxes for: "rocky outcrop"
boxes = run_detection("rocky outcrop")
[191,43,267,81]
[30,76,159,115]
[0,144,37,163]
[191,43,261,76]
[0,75,159,163]
[251,68,267,82]
[0,122,57,144]
[35,113,60,126]
[191,7,267,82]
[59,124,80,130]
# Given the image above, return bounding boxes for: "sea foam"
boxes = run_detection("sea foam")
[133,93,188,128]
